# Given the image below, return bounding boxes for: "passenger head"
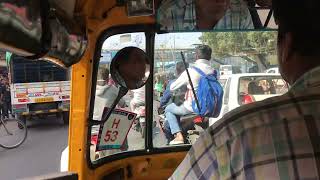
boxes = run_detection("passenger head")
[97,67,109,86]
[273,0,320,84]
[195,45,212,61]
[175,61,188,76]
[248,81,257,94]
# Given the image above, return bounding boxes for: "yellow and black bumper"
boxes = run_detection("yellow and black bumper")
[20,108,69,116]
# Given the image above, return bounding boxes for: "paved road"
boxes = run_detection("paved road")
[0,116,68,180]
[127,100,167,149]
[0,100,167,179]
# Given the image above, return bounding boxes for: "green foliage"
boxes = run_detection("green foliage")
[200,31,277,58]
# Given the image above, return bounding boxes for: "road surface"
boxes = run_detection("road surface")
[0,100,168,179]
[0,116,68,180]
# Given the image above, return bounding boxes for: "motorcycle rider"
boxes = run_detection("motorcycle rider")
[159,62,188,143]
[129,86,145,113]
[165,45,215,145]
[93,67,125,120]
[159,61,188,109]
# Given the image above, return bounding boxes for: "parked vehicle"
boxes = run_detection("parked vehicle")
[7,54,71,124]
[210,73,289,126]
[157,112,208,145]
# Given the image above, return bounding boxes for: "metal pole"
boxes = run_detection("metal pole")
[180,52,201,112]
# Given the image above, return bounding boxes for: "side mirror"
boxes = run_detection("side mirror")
[110,47,150,90]
[0,1,87,67]
[100,47,150,123]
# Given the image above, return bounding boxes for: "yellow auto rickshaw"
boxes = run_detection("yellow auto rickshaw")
[0,0,282,179]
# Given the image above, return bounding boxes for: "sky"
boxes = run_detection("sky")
[102,32,202,50]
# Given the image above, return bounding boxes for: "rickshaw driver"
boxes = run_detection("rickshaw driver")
[171,0,320,179]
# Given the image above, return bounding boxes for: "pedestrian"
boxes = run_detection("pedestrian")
[0,77,4,119]
[2,78,11,118]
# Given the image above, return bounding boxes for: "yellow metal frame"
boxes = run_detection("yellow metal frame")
[67,4,186,179]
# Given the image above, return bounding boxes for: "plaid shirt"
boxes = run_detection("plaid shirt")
[157,0,253,31]
[215,0,253,30]
[170,66,320,180]
[157,0,196,31]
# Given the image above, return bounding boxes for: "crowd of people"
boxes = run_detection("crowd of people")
[0,74,11,119]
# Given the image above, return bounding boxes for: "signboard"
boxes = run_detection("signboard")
[96,108,137,151]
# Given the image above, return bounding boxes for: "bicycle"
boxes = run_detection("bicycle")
[0,117,27,149]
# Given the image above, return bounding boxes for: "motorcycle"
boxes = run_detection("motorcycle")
[157,107,208,145]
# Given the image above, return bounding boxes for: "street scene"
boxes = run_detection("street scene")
[0,0,319,179]
[0,28,289,178]
[0,30,288,178]
[0,51,71,179]
[0,117,68,180]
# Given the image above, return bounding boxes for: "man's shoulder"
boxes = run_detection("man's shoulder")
[192,63,214,73]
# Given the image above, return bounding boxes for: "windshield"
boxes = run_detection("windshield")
[152,30,287,148]
[90,32,146,162]
[89,29,289,163]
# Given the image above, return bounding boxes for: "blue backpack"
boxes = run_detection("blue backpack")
[192,67,224,118]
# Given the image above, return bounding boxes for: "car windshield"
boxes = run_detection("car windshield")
[90,30,289,163]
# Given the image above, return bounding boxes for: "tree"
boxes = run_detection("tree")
[200,31,277,72]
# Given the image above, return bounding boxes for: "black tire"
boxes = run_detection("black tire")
[0,118,27,149]
[62,112,69,125]
[17,114,26,126]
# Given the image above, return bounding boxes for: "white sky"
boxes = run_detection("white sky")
[102,32,202,50]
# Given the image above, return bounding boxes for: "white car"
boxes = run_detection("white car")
[210,73,288,126]
[265,67,279,74]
